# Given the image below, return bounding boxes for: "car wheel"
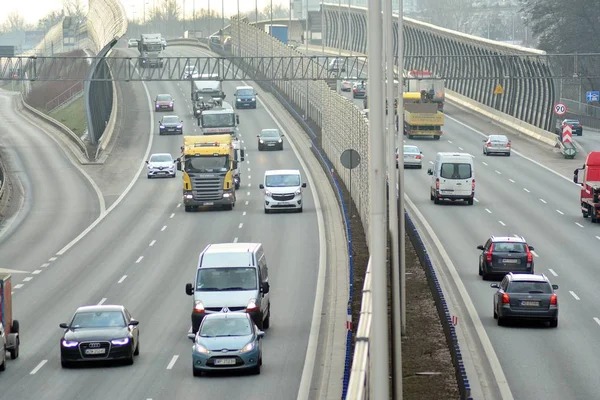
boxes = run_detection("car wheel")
[549,318,558,328]
[297,207,303,213]
[478,264,483,276]
[134,340,140,356]
[279,144,283,150]
[258,145,262,151]
[147,175,152,179]
[193,368,202,377]
[264,207,270,214]
[497,316,505,326]
[506,152,511,157]
[493,308,498,319]
[0,349,5,371]
[263,308,270,329]
[224,203,233,211]
[61,360,70,368]
[9,341,18,360]
[185,206,192,212]
[125,350,134,365]
[433,197,440,204]
[235,183,240,190]
[430,190,434,201]
[252,364,261,375]
[467,198,474,205]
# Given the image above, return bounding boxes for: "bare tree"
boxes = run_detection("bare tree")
[63,0,87,26]
[37,10,66,32]
[1,11,29,33]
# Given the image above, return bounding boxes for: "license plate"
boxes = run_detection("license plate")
[85,348,106,355]
[203,202,214,206]
[502,259,519,264]
[215,358,236,365]
[168,129,174,131]
[441,189,453,192]
[521,301,539,307]
[494,143,504,147]
[267,143,275,146]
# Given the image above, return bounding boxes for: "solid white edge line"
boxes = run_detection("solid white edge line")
[446,114,580,186]
[55,78,155,256]
[29,359,48,375]
[404,194,514,399]
[166,355,179,370]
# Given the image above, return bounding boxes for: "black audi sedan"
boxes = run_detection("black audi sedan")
[159,115,183,135]
[59,305,140,368]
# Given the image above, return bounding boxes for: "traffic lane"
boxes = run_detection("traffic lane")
[574,129,600,155]
[403,143,600,400]
[2,204,244,400]
[0,91,99,271]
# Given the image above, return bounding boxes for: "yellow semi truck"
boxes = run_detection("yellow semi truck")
[177,135,245,212]
[403,103,444,140]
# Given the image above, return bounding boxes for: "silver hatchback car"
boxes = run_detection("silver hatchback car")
[397,145,422,168]
[483,134,511,156]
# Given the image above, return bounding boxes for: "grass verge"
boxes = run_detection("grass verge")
[49,96,87,136]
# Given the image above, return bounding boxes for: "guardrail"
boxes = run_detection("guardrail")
[226,19,472,398]
[321,3,557,133]
[0,152,6,209]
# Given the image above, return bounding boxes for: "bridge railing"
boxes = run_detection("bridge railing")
[321,3,557,133]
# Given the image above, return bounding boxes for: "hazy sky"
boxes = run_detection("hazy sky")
[0,0,291,27]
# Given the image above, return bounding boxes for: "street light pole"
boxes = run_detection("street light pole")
[208,0,211,37]
[367,0,390,397]
[222,0,225,30]
[183,0,186,33]
[385,0,402,397]
[193,0,196,34]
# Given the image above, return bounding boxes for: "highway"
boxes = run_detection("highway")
[0,44,322,400]
[332,56,600,399]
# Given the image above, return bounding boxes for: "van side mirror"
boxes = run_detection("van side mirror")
[185,283,194,295]
[236,115,240,124]
[476,245,484,250]
[145,160,149,164]
[257,331,265,339]
[259,184,264,189]
[59,323,69,329]
[128,320,139,326]
[261,282,270,294]
[490,283,500,289]
[528,245,534,251]
[302,183,307,188]
[552,284,559,290]
[187,333,196,341]
[427,169,433,175]
[240,149,245,161]
[176,161,182,171]
[280,134,285,137]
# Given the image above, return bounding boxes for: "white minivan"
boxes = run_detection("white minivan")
[259,169,307,213]
[427,152,475,205]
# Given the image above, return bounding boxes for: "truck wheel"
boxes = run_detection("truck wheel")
[434,136,441,140]
[224,204,233,211]
[467,199,474,205]
[9,340,18,360]
[185,206,192,212]
[434,197,440,204]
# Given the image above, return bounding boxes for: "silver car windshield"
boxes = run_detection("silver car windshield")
[199,318,252,338]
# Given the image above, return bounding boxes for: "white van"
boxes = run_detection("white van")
[259,169,307,213]
[427,152,475,205]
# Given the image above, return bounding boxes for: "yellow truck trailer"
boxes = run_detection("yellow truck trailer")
[177,135,244,212]
[403,103,444,140]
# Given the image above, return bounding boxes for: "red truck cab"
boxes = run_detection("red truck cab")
[573,151,600,222]
[0,273,20,371]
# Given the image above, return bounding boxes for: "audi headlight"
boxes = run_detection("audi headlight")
[61,340,78,348]
[278,139,282,143]
[194,344,210,354]
[236,98,241,101]
[159,125,165,129]
[240,341,255,353]
[111,338,130,346]
[259,139,264,143]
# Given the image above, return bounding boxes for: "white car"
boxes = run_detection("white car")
[146,153,176,178]
[127,38,138,48]
[341,77,357,91]
[259,169,307,213]
[483,134,511,156]
[398,145,423,168]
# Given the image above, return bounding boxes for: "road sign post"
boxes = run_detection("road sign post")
[553,102,567,117]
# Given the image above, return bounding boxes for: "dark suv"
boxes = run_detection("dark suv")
[477,235,534,280]
[490,273,559,327]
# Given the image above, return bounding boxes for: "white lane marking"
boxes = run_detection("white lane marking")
[596,236,600,240]
[23,277,32,282]
[40,263,50,268]
[246,191,250,196]
[246,160,250,164]
[429,160,434,165]
[98,298,107,305]
[447,140,453,144]
[247,168,251,172]
[149,240,156,247]
[170,213,175,218]
[245,201,249,205]
[458,146,464,150]
[166,355,179,370]
[161,225,167,231]
[30,360,48,375]
[509,179,515,183]
[539,199,547,203]
[482,161,488,166]
[177,203,181,208]
[523,188,530,193]
[485,208,492,214]
[55,80,155,256]
[248,175,251,179]
[570,291,580,301]
[118,275,127,284]
[247,183,251,187]
[495,170,501,175]
[238,223,243,229]
[556,210,564,215]
[136,256,144,263]
[594,317,600,327]
[49,257,57,262]
[498,221,506,226]
[243,211,247,216]
[13,284,23,289]
[575,222,584,228]
[531,250,539,257]
[32,270,42,275]
[233,237,238,243]
[548,269,558,277]
[473,198,479,203]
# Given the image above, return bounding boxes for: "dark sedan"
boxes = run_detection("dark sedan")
[560,119,583,136]
[154,94,174,112]
[159,115,183,135]
[258,128,284,150]
[60,305,140,367]
[477,235,534,280]
[491,273,559,327]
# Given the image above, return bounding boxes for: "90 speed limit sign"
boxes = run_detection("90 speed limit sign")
[553,102,567,116]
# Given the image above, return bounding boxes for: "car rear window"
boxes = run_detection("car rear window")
[507,281,552,294]
[492,242,526,253]
[440,163,472,179]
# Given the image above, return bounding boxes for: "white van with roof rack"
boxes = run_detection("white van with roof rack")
[427,152,475,205]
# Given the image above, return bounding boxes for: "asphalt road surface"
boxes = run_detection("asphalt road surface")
[0,44,321,400]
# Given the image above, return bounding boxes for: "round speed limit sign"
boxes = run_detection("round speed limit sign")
[554,102,567,116]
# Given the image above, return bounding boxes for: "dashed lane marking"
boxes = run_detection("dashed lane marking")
[30,360,47,375]
[177,203,181,208]
[136,256,144,263]
[498,221,506,226]
[575,222,584,228]
[98,298,107,305]
[485,208,492,214]
[41,263,50,268]
[14,284,23,289]
[118,275,127,284]
[149,240,156,247]
[523,188,530,193]
[49,257,57,262]
[238,223,243,229]
[32,270,42,275]
[246,192,250,196]
[170,213,175,218]
[540,199,547,203]
[233,237,239,243]
[548,269,558,277]
[570,291,580,301]
[482,162,488,166]
[245,201,249,205]
[495,170,501,175]
[23,277,32,282]
[509,179,515,183]
[166,355,179,370]
[594,317,600,327]
[161,225,167,231]
[556,210,564,215]
[243,211,247,216]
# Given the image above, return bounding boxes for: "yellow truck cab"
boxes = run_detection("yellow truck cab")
[177,135,245,212]
[403,102,444,140]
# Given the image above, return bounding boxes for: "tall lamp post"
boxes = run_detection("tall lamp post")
[183,0,186,34]
[208,0,211,37]
[193,0,196,34]
[222,0,225,31]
